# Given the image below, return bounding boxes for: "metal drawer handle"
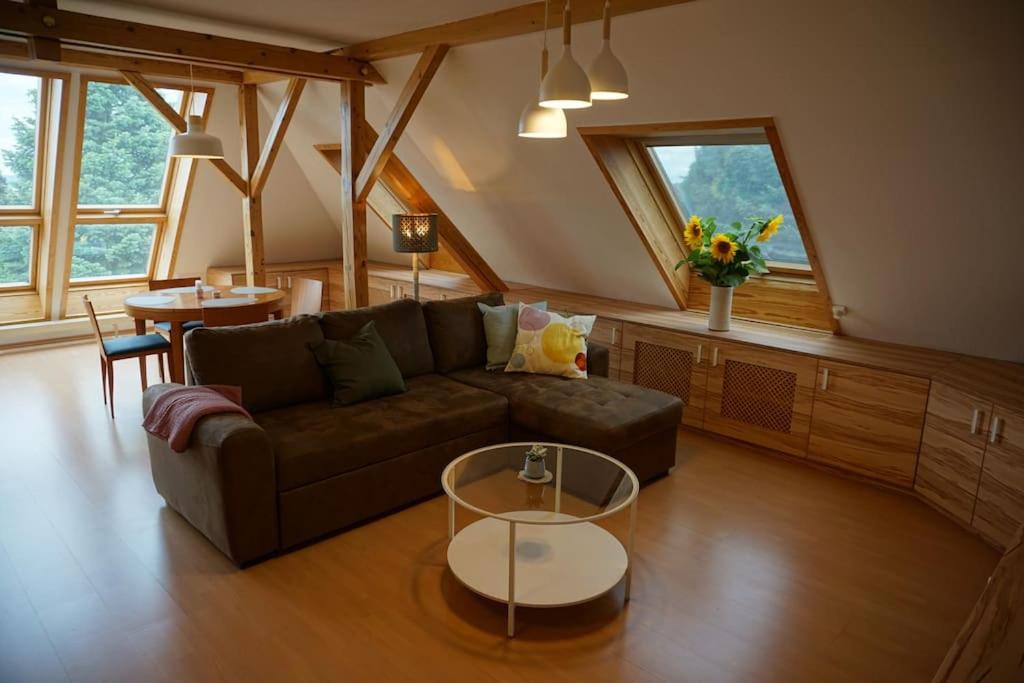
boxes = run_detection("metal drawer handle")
[820,368,830,391]
[611,327,618,346]
[970,408,981,435]
[711,347,719,367]
[695,344,702,365]
[990,416,1002,445]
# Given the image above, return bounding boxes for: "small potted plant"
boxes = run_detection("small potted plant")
[523,445,548,480]
[676,214,783,331]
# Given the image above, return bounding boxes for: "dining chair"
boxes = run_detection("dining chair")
[149,277,203,338]
[84,295,170,419]
[289,277,324,316]
[201,302,272,328]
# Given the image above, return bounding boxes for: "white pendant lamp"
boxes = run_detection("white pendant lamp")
[518,0,568,138]
[588,0,629,100]
[169,65,225,159]
[539,1,592,110]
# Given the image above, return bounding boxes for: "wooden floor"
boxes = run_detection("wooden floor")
[0,343,999,682]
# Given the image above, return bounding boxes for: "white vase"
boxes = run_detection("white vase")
[709,285,734,331]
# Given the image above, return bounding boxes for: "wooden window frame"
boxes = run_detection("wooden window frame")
[66,76,212,287]
[0,67,68,295]
[579,118,839,332]
[639,130,815,279]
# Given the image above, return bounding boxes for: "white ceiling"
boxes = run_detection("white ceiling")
[71,0,527,48]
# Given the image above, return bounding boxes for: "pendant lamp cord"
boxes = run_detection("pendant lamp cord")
[540,0,550,79]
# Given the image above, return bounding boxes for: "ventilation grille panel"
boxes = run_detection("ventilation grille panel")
[720,360,796,433]
[634,341,692,405]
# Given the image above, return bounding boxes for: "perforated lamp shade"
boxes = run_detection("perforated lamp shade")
[392,214,439,253]
[168,115,224,159]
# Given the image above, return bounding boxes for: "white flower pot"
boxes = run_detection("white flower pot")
[709,286,734,331]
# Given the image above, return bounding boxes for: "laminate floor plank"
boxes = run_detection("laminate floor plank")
[0,343,999,682]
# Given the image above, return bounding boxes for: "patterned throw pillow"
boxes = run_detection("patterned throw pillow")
[478,300,548,370]
[505,306,596,379]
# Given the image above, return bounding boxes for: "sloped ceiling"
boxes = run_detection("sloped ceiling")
[85,0,1024,361]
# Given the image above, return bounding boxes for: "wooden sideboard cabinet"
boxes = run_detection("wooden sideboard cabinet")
[807,361,930,488]
[586,317,623,380]
[973,407,1024,548]
[702,341,818,457]
[620,324,708,429]
[206,261,338,314]
[915,382,992,525]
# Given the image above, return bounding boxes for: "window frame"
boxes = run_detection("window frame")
[67,75,212,286]
[641,131,814,277]
[0,67,62,294]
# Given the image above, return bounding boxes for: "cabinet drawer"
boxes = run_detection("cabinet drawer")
[703,341,818,457]
[808,361,929,487]
[621,324,707,429]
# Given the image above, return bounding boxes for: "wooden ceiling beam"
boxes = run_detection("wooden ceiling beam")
[250,78,307,198]
[336,0,695,62]
[0,39,246,82]
[120,70,248,196]
[316,136,508,294]
[354,44,447,203]
[24,0,59,61]
[0,1,384,82]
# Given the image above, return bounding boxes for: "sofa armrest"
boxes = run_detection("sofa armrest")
[587,341,610,378]
[143,384,278,566]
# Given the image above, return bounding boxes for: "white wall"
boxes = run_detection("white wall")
[172,83,342,276]
[278,0,1023,361]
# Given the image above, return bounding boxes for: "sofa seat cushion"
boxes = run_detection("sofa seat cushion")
[448,368,682,453]
[255,374,509,492]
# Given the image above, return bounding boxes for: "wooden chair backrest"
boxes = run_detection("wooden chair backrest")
[290,277,323,316]
[201,302,271,328]
[82,295,107,358]
[149,277,196,291]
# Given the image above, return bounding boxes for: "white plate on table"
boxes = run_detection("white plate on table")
[230,286,278,295]
[201,297,258,308]
[161,285,215,294]
[125,295,175,306]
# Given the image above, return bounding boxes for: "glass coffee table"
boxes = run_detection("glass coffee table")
[441,442,639,637]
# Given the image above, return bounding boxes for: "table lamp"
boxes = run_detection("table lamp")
[392,213,439,301]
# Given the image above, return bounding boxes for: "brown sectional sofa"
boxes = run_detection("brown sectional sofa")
[143,293,682,566]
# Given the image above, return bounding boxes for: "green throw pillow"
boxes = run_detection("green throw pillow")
[312,321,406,406]
[478,301,547,370]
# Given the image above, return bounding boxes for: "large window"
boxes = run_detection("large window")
[648,135,810,268]
[70,79,205,283]
[0,71,49,290]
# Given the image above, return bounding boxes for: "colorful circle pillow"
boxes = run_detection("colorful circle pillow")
[505,306,596,379]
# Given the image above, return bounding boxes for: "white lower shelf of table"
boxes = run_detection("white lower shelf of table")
[447,511,628,609]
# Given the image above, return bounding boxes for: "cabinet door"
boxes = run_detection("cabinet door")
[808,361,929,487]
[703,341,818,457]
[588,318,623,380]
[368,277,398,306]
[620,324,708,428]
[974,407,1024,548]
[915,382,991,524]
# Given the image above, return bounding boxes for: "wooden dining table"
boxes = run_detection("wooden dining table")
[123,284,286,384]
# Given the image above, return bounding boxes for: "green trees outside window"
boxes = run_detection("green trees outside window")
[0,226,31,285]
[650,143,810,266]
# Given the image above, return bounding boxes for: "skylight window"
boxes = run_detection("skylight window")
[648,137,810,268]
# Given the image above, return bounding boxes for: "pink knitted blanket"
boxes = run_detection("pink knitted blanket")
[143,385,251,453]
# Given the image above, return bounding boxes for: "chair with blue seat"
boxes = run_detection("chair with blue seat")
[149,277,203,338]
[84,295,170,419]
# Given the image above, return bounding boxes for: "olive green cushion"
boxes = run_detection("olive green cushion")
[312,321,406,406]
[478,301,547,370]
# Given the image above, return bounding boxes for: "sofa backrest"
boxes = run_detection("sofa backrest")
[318,298,434,378]
[186,314,328,413]
[422,292,504,374]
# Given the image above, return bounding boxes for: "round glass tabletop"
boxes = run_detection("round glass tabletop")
[441,442,638,525]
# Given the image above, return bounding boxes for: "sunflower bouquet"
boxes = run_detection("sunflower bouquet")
[675,214,783,287]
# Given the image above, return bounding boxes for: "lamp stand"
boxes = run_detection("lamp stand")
[411,253,420,302]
